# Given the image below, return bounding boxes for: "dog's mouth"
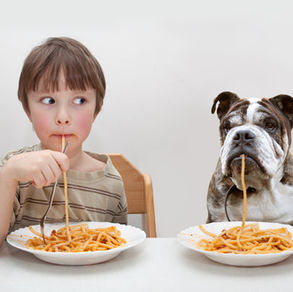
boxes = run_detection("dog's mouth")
[227,151,266,176]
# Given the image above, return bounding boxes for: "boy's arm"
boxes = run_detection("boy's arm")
[0,166,17,246]
[0,150,69,246]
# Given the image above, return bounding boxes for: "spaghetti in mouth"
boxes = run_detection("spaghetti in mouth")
[51,134,73,139]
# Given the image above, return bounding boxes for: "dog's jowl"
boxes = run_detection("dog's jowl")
[207,91,293,224]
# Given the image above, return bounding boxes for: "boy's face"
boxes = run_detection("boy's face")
[26,71,97,155]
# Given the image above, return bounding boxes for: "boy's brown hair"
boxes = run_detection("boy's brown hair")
[18,37,106,115]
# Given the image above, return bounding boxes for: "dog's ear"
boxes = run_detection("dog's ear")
[211,91,240,120]
[269,94,293,128]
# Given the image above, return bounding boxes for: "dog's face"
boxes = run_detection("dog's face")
[212,92,293,190]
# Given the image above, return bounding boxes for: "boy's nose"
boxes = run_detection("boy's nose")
[56,118,70,125]
[55,109,71,125]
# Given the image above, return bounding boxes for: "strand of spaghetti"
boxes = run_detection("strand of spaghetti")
[240,154,247,228]
[199,225,217,237]
[28,226,48,239]
[236,154,247,248]
[62,135,71,241]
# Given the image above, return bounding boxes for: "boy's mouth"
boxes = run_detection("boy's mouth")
[51,134,73,140]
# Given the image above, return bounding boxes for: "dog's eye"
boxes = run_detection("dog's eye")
[264,119,277,132]
[222,120,231,134]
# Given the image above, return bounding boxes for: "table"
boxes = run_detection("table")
[1,238,293,292]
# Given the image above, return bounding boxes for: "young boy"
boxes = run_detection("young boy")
[0,37,127,246]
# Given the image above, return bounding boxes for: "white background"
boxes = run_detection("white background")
[1,0,293,237]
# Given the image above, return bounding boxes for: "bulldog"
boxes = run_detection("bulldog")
[207,91,293,224]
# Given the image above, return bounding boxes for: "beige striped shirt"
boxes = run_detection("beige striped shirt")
[0,144,128,232]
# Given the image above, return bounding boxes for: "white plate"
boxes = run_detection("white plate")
[177,221,293,266]
[7,222,146,265]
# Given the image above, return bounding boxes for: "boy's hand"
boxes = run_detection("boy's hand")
[3,150,70,188]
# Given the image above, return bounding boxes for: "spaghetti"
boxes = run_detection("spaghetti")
[25,136,126,252]
[25,223,126,252]
[62,135,71,241]
[197,154,293,254]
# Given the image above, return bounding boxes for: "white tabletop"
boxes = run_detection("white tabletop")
[1,238,293,292]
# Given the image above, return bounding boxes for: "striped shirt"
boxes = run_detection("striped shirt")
[0,144,128,232]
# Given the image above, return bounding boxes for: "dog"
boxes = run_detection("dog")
[207,91,293,224]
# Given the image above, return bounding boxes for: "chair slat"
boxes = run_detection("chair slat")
[109,154,156,237]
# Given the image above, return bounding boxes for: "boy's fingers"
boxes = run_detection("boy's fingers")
[32,172,46,188]
[41,165,56,185]
[50,151,70,172]
[33,152,65,187]
[48,161,62,182]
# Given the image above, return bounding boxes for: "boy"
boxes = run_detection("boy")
[0,37,127,246]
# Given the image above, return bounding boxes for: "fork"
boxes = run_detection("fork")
[40,142,69,244]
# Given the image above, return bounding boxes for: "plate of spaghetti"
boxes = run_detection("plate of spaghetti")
[7,222,146,265]
[178,155,293,266]
[177,221,293,266]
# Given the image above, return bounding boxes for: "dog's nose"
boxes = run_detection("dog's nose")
[233,130,255,143]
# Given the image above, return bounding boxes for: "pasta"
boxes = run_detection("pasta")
[25,135,126,252]
[25,223,126,252]
[197,154,293,254]
[62,135,71,241]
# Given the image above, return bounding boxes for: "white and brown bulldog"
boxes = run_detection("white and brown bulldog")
[207,91,293,224]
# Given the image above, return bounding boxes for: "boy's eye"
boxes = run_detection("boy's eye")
[41,97,55,104]
[73,97,86,105]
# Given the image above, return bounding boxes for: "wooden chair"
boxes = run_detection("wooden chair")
[109,154,157,237]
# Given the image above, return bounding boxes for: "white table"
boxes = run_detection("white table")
[1,238,293,292]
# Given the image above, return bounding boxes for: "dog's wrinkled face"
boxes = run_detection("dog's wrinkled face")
[213,92,293,190]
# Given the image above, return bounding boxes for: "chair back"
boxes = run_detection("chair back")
[109,154,156,237]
